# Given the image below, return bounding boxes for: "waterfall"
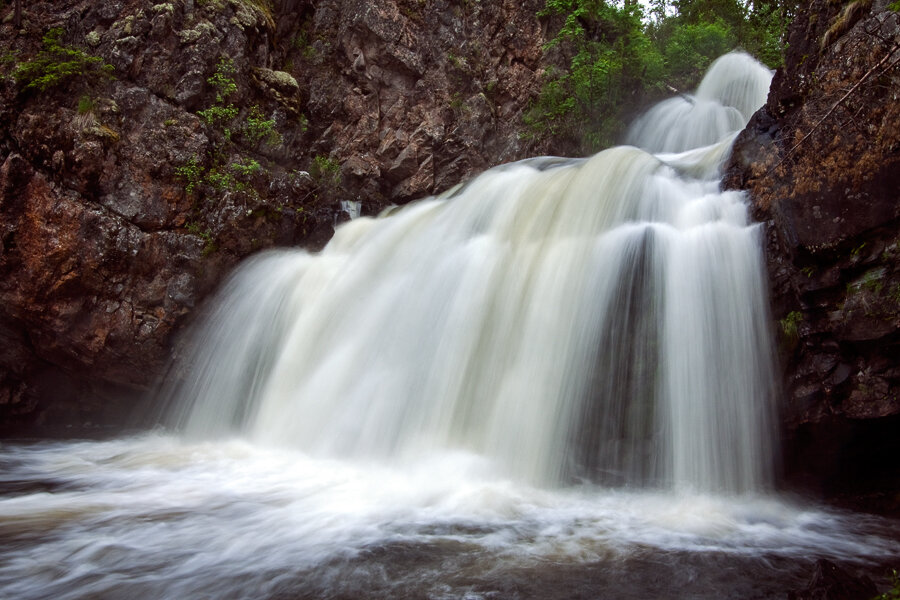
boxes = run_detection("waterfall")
[165,52,777,494]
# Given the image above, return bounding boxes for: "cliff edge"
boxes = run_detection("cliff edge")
[0,0,546,430]
[726,0,900,510]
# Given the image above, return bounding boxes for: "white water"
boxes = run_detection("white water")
[2,53,898,599]
[167,52,776,494]
[1,435,898,599]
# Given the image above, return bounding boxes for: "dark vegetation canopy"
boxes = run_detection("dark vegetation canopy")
[526,0,797,153]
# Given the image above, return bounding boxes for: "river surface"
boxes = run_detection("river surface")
[1,435,898,599]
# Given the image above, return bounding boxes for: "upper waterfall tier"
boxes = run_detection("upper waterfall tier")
[626,52,773,153]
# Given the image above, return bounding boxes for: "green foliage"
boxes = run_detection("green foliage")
[662,20,735,86]
[780,310,802,342]
[205,166,241,192]
[230,157,262,179]
[243,105,282,147]
[890,0,900,11]
[310,155,341,187]
[207,57,237,103]
[13,27,114,93]
[178,55,291,212]
[185,221,218,256]
[873,569,900,600]
[176,153,268,198]
[77,94,95,114]
[198,105,239,125]
[292,32,318,60]
[175,155,204,194]
[195,57,240,141]
[527,1,665,153]
[0,49,17,66]
[527,0,793,152]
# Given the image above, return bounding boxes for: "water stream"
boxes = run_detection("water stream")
[1,53,898,599]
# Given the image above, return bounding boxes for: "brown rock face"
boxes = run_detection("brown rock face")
[726,0,900,507]
[0,0,547,430]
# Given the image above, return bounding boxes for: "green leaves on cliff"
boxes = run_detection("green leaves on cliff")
[197,58,282,148]
[178,57,286,205]
[13,27,114,93]
[207,57,239,102]
[526,0,795,153]
[527,0,664,152]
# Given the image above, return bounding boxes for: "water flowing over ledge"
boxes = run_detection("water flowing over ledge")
[165,52,777,494]
[1,53,898,600]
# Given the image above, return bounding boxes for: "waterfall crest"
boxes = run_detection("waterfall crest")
[165,52,777,493]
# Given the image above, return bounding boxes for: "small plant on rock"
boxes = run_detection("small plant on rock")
[310,154,341,187]
[874,569,900,600]
[243,105,282,147]
[14,27,114,93]
[175,155,204,194]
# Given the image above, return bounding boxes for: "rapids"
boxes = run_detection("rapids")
[1,53,898,599]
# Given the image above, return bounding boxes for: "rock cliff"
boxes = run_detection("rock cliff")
[726,0,900,509]
[0,0,546,429]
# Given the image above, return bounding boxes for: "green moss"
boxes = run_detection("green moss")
[847,268,886,296]
[780,310,803,342]
[77,94,95,114]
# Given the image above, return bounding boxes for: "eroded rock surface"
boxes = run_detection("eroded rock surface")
[0,0,546,429]
[726,0,900,508]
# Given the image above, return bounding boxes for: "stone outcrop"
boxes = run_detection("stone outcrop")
[0,0,547,429]
[726,0,900,508]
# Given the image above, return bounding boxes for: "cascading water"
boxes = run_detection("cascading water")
[166,52,777,494]
[1,53,898,600]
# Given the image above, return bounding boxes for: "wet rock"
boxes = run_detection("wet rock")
[0,0,548,428]
[727,0,900,506]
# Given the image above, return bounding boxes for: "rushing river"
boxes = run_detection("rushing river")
[1,53,898,598]
[1,436,899,599]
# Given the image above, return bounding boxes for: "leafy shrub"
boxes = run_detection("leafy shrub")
[175,155,204,194]
[14,28,114,93]
[662,20,735,88]
[310,155,341,187]
[198,105,239,125]
[230,157,262,179]
[207,57,238,103]
[526,1,664,153]
[526,0,793,152]
[243,106,282,147]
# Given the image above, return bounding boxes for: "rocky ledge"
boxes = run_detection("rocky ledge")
[726,0,900,510]
[0,0,546,430]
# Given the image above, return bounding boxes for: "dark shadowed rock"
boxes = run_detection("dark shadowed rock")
[726,0,900,508]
